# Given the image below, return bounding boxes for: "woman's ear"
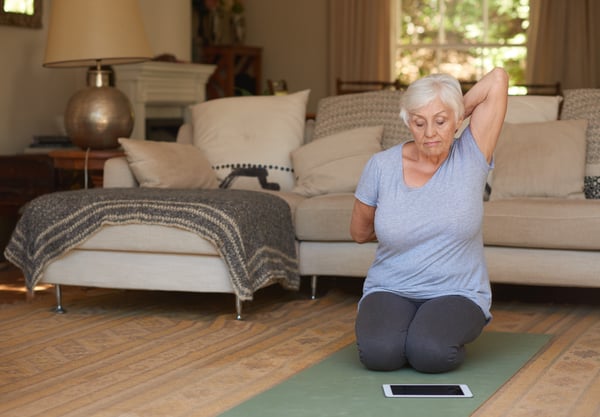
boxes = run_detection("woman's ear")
[455,116,464,132]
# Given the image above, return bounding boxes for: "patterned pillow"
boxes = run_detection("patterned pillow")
[560,89,600,198]
[313,90,412,150]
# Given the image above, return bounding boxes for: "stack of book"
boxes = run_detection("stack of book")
[25,136,75,153]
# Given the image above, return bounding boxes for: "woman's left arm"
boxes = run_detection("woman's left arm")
[463,68,509,162]
[350,199,377,243]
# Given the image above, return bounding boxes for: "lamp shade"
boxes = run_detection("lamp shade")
[43,0,153,67]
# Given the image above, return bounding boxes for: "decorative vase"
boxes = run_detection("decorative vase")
[231,14,245,44]
[208,10,221,45]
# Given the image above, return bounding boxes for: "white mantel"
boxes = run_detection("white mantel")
[114,61,216,140]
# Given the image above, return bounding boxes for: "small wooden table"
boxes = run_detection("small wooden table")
[49,149,124,189]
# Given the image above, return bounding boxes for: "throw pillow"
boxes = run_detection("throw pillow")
[504,95,563,123]
[483,95,563,199]
[191,90,310,191]
[489,120,588,201]
[560,89,600,198]
[118,138,219,189]
[291,126,384,197]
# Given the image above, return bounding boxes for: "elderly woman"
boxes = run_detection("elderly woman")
[350,68,508,373]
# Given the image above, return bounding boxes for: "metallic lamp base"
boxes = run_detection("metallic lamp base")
[64,86,134,149]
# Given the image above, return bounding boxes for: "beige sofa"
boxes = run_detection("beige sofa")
[297,88,600,289]
[34,88,600,317]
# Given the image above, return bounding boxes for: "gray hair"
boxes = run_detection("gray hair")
[399,73,464,126]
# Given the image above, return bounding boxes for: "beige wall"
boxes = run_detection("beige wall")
[0,0,82,154]
[140,0,191,61]
[0,0,192,154]
[0,0,327,154]
[244,0,328,113]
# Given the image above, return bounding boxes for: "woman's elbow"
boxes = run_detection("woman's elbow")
[350,227,375,244]
[350,199,376,243]
[351,232,366,244]
[491,67,509,87]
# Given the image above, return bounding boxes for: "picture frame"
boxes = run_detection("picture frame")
[0,0,42,29]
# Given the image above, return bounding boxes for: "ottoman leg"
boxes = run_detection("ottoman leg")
[311,275,318,300]
[53,284,66,314]
[235,295,243,320]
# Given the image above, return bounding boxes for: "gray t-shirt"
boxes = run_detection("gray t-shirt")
[355,126,492,319]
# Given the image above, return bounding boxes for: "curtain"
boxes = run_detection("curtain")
[327,0,394,95]
[527,0,600,88]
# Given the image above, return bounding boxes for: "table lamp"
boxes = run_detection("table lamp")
[43,0,153,149]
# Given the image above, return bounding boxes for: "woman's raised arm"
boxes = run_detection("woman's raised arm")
[463,68,509,162]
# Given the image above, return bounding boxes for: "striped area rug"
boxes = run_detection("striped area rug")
[0,285,358,417]
[0,283,599,417]
[475,301,600,417]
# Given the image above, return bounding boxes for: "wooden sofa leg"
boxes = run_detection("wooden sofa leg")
[235,296,243,320]
[53,284,66,314]
[311,275,318,300]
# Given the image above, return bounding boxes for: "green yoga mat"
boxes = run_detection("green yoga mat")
[220,332,551,417]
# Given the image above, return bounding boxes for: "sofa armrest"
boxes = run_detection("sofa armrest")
[304,118,315,143]
[103,156,138,188]
[176,123,193,144]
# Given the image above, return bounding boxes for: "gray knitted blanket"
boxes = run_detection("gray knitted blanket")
[4,188,300,300]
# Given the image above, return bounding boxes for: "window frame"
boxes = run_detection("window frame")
[394,0,528,83]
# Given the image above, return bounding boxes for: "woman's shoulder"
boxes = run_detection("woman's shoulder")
[453,124,489,166]
[368,142,407,167]
[381,140,411,156]
[452,125,474,147]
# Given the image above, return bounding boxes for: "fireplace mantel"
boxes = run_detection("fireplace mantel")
[115,61,216,140]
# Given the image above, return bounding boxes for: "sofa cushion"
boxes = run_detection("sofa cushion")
[255,190,306,224]
[313,90,412,150]
[291,126,383,197]
[295,193,355,241]
[191,90,310,192]
[483,199,600,250]
[489,119,588,201]
[560,88,600,198]
[118,138,219,189]
[504,95,563,123]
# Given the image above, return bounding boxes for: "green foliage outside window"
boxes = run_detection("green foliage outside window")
[396,0,529,85]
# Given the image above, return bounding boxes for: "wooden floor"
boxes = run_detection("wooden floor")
[1,260,599,417]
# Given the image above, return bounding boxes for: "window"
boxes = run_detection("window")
[395,0,529,86]
[0,0,41,28]
[3,0,34,15]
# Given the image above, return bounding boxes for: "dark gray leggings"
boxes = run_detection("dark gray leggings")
[355,291,486,373]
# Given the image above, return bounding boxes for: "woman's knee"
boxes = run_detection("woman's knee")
[354,292,417,371]
[404,296,485,373]
[357,338,408,371]
[405,338,465,373]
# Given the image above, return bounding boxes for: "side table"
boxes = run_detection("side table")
[48,149,124,189]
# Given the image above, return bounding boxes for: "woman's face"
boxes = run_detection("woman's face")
[407,97,461,159]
